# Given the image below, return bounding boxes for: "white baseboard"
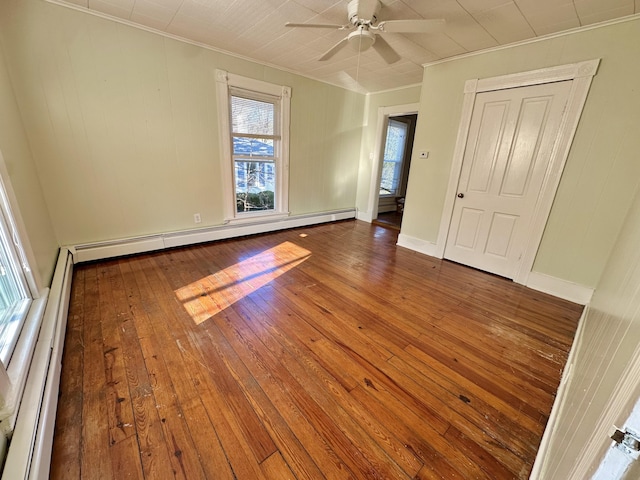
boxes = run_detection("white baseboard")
[356,210,373,223]
[69,209,356,263]
[526,271,594,305]
[396,233,442,258]
[530,305,589,479]
[396,237,593,305]
[71,237,165,264]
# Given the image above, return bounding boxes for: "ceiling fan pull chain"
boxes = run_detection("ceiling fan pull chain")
[355,32,362,87]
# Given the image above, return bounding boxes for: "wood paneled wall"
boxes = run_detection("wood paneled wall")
[539,185,640,478]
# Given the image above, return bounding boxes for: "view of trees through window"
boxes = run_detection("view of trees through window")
[231,94,278,213]
[234,161,275,212]
[380,118,409,196]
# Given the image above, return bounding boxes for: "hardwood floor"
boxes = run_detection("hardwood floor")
[372,211,403,231]
[50,219,582,479]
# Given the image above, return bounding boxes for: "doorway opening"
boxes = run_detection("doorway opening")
[372,113,417,231]
[364,103,419,228]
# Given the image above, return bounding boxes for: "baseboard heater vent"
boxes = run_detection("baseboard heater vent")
[2,249,73,480]
[70,208,357,263]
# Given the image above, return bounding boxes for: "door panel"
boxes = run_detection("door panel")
[500,97,551,197]
[467,102,509,193]
[445,81,572,279]
[485,213,517,258]
[454,208,484,249]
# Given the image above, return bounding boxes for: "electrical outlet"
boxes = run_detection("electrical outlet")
[193,213,201,224]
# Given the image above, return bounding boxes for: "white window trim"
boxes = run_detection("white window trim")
[216,70,291,223]
[0,155,41,298]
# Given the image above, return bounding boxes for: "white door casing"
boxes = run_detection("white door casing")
[435,60,599,285]
[444,81,572,279]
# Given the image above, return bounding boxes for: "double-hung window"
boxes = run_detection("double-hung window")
[380,118,409,197]
[217,70,290,221]
[231,91,278,213]
[0,168,36,369]
[0,152,42,463]
[0,208,31,366]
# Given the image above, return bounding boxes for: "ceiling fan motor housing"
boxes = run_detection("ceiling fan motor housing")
[348,0,381,26]
[300,0,436,64]
[347,27,376,51]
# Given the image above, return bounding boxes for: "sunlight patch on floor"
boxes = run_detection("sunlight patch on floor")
[175,241,311,324]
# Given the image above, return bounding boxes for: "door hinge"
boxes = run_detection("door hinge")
[611,427,640,459]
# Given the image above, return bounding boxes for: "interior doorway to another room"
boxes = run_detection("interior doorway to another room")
[373,114,417,231]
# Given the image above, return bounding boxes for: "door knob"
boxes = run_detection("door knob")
[457,193,464,198]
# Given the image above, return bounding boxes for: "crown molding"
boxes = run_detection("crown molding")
[43,0,370,94]
[423,13,640,68]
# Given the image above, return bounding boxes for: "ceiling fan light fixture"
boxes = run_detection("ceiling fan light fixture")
[288,0,444,65]
[347,28,376,52]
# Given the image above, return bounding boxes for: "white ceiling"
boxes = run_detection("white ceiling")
[53,0,639,92]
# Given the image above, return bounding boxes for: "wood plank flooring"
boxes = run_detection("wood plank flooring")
[372,212,402,231]
[50,219,583,479]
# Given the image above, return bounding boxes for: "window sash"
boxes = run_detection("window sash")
[234,160,276,213]
[229,90,281,216]
[380,118,409,197]
[231,134,278,160]
[380,160,404,196]
[0,196,31,367]
[230,89,280,134]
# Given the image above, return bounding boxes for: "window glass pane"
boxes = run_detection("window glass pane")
[233,137,274,157]
[235,161,275,213]
[0,214,29,365]
[231,96,274,135]
[383,119,408,164]
[380,119,409,196]
[380,161,403,195]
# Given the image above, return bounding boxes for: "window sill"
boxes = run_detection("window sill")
[224,211,291,226]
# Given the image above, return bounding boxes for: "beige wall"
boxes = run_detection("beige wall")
[403,18,640,288]
[0,33,58,286]
[0,0,364,246]
[355,85,422,217]
[539,181,640,478]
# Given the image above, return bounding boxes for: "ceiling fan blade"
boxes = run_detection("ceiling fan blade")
[371,35,400,64]
[319,37,349,61]
[376,19,446,34]
[285,22,350,30]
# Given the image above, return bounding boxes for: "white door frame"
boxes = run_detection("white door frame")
[364,103,419,223]
[434,59,599,285]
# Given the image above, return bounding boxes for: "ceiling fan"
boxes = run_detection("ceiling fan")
[285,0,445,64]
